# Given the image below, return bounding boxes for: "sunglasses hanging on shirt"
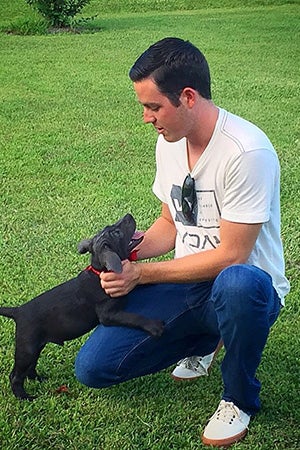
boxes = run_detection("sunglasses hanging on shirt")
[181,174,198,226]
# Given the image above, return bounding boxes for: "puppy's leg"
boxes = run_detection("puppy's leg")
[10,361,35,400]
[10,335,44,400]
[96,305,164,337]
[27,362,46,382]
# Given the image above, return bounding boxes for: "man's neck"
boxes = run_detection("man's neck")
[186,102,219,171]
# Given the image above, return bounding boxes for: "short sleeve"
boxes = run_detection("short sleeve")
[221,149,279,224]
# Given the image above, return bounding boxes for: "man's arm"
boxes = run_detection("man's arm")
[100,205,262,297]
[135,203,176,259]
[138,219,262,284]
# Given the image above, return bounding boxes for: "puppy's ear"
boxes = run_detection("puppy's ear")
[101,249,122,273]
[78,239,92,254]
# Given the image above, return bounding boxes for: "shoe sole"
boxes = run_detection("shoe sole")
[171,373,204,381]
[170,340,223,382]
[201,428,248,447]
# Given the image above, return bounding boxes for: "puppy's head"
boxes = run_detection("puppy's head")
[78,213,144,273]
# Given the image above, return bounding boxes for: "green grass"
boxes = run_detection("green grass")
[0,1,299,449]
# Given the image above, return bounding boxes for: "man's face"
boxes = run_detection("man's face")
[133,78,190,142]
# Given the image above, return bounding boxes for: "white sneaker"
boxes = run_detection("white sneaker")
[171,353,215,381]
[202,400,250,447]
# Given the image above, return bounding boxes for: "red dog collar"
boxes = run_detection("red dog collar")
[85,265,102,276]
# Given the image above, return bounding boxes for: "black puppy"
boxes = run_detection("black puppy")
[0,214,164,400]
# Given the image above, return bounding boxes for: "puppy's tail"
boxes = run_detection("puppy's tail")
[0,306,17,320]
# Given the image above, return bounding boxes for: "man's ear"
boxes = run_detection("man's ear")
[180,87,196,107]
[78,239,93,254]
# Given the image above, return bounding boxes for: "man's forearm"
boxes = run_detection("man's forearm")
[136,216,176,260]
[136,218,261,285]
[137,246,244,285]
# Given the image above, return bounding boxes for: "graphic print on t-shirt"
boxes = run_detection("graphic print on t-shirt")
[171,184,221,228]
[171,184,221,251]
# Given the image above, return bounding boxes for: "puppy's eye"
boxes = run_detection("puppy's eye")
[112,230,122,238]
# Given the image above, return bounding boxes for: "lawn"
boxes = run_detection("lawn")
[0,1,299,449]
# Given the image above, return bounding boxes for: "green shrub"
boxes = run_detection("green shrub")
[26,0,91,27]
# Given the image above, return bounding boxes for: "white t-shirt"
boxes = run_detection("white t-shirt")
[153,108,290,303]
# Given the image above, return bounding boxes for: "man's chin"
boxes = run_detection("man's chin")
[156,127,182,142]
[162,133,182,143]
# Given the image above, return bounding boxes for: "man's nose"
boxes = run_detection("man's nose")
[143,108,155,124]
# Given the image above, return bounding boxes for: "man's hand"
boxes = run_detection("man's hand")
[100,260,141,297]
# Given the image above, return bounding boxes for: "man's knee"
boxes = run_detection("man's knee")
[214,264,256,294]
[75,349,118,389]
[211,264,269,316]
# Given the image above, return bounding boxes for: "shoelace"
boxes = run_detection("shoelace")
[177,356,206,371]
[214,401,242,424]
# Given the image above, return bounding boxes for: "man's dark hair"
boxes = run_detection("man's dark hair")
[129,37,211,106]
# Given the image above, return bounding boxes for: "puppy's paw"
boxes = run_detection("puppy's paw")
[17,393,36,401]
[147,320,164,338]
[24,395,36,401]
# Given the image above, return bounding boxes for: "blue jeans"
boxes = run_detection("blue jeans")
[75,264,281,416]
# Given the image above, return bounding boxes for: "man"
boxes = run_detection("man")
[75,37,290,447]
